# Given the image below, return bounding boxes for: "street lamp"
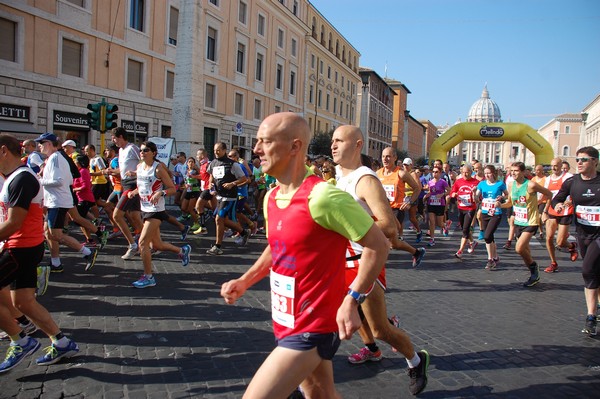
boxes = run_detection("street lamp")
[581,112,589,147]
[403,110,410,152]
[553,129,559,156]
[361,73,369,91]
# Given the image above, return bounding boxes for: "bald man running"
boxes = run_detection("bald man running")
[332,125,430,396]
[221,113,389,398]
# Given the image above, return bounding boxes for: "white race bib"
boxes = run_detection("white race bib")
[271,270,295,329]
[382,184,395,202]
[429,194,442,206]
[575,205,600,227]
[458,194,472,207]
[514,206,528,224]
[481,198,497,215]
[213,165,225,179]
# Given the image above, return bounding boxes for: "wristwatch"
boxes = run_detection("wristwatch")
[347,289,367,304]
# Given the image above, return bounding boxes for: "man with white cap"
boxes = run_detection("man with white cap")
[61,140,79,162]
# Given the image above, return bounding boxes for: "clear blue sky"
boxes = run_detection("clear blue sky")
[310,0,600,129]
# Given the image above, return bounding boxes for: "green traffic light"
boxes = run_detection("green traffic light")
[104,103,119,131]
[87,102,102,130]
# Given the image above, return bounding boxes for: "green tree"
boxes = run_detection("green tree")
[309,130,333,157]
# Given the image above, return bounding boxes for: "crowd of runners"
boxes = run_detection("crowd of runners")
[0,113,598,398]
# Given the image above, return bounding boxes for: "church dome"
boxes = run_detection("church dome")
[467,85,502,123]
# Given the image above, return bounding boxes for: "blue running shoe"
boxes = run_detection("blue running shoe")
[36,340,79,366]
[180,225,190,241]
[132,275,156,288]
[180,244,191,266]
[0,337,41,373]
[415,231,423,243]
[412,247,426,268]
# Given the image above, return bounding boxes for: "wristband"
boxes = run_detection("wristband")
[347,289,367,304]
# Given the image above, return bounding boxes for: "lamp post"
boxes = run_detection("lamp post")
[360,72,370,155]
[553,129,559,156]
[403,109,410,152]
[581,112,589,147]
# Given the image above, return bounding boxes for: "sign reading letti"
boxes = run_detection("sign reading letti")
[0,103,30,122]
[121,120,149,134]
[479,125,505,138]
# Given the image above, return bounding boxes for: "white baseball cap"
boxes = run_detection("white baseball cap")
[62,139,76,147]
[402,158,413,165]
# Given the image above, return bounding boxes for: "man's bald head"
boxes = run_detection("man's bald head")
[331,125,364,167]
[259,112,311,154]
[335,125,363,143]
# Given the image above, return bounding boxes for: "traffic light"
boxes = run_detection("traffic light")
[87,102,101,130]
[104,103,119,131]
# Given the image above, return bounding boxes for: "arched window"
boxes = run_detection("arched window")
[562,145,570,157]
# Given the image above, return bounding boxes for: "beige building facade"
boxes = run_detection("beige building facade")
[0,0,177,149]
[581,93,600,152]
[0,0,360,158]
[531,113,583,172]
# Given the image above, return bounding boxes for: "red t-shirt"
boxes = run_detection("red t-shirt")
[451,177,479,211]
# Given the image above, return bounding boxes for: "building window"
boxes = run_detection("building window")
[277,28,284,48]
[327,66,331,79]
[317,90,322,107]
[292,0,298,15]
[234,93,244,115]
[207,27,217,61]
[333,98,337,114]
[291,38,297,57]
[319,60,323,74]
[290,71,296,96]
[340,101,344,116]
[562,145,570,156]
[130,0,145,32]
[168,7,178,45]
[236,42,245,74]
[257,13,265,36]
[66,0,85,6]
[275,105,281,113]
[127,59,143,91]
[62,38,82,77]
[238,1,247,24]
[311,54,315,69]
[309,85,314,103]
[255,53,263,81]
[326,93,330,111]
[205,83,215,108]
[166,70,174,99]
[0,18,16,62]
[565,126,571,134]
[209,0,219,5]
[276,64,283,90]
[254,99,262,120]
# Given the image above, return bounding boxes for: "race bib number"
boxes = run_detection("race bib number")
[514,206,528,224]
[139,187,153,208]
[271,270,295,329]
[481,198,496,214]
[429,195,442,206]
[213,165,225,179]
[575,205,600,227]
[458,194,472,207]
[382,184,395,202]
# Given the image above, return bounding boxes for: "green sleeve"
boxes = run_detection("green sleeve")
[308,181,374,242]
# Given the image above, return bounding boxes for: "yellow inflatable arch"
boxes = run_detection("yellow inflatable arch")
[429,122,554,166]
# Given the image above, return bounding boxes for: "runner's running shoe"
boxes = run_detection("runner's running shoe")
[206,245,223,256]
[582,315,597,337]
[412,247,426,268]
[0,337,40,373]
[180,244,191,266]
[544,262,558,273]
[36,265,50,296]
[35,339,79,366]
[132,275,156,288]
[347,347,383,364]
[407,350,430,395]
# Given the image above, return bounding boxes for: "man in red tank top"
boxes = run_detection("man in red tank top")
[221,113,389,398]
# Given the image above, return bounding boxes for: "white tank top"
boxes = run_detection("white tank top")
[137,161,164,213]
[336,166,377,268]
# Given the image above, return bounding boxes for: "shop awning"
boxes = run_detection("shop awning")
[0,121,40,135]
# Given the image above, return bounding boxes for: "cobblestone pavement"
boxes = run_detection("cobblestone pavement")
[0,216,598,398]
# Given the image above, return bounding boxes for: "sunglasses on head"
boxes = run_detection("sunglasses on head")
[575,157,596,163]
